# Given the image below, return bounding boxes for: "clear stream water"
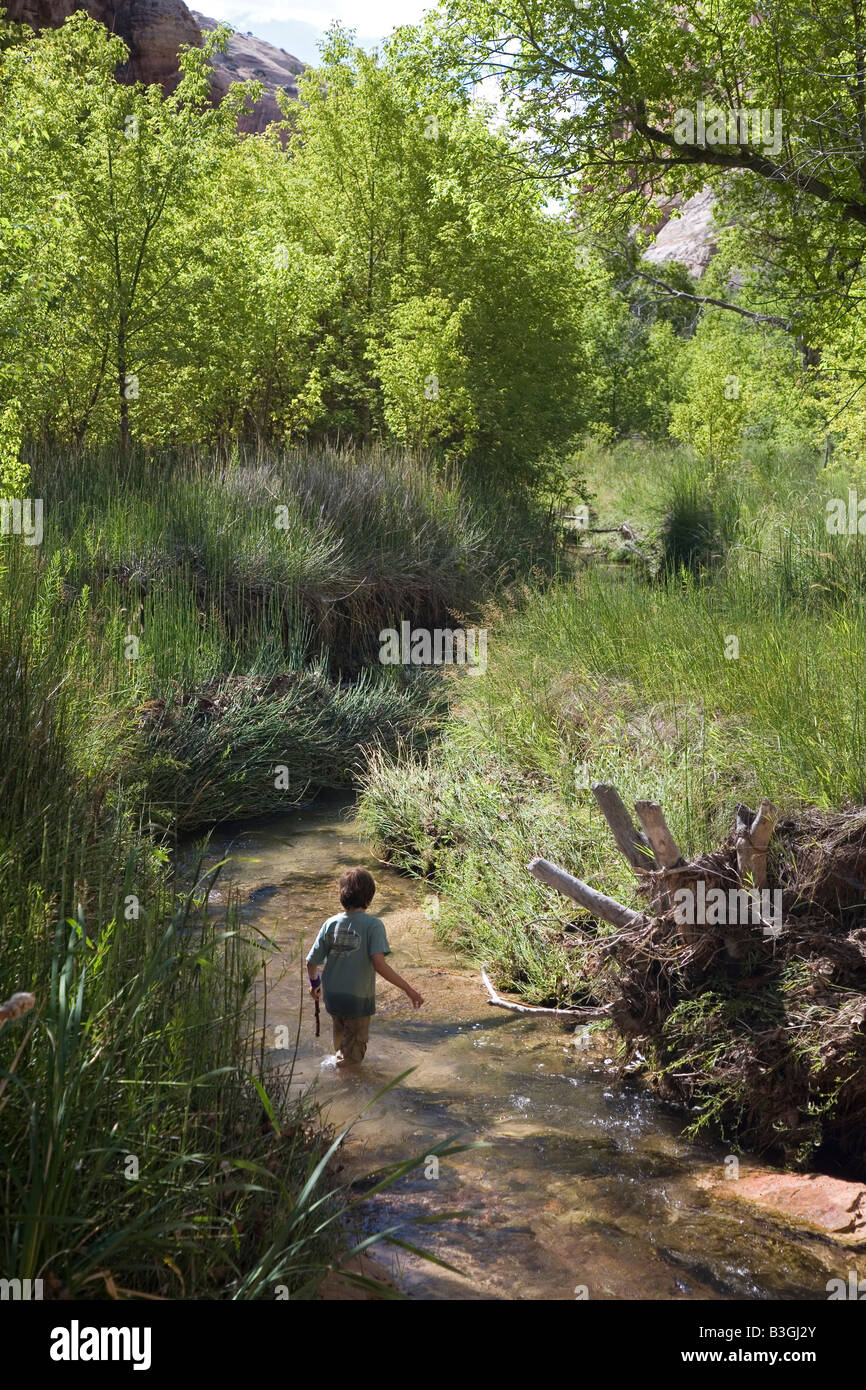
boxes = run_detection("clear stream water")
[188,794,864,1301]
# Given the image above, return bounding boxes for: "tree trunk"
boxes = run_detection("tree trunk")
[117,317,130,457]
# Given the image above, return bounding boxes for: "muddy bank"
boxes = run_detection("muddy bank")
[189,795,866,1300]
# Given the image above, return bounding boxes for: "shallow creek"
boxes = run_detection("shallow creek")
[188,794,863,1301]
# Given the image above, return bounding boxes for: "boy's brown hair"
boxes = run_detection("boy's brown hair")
[339,867,376,910]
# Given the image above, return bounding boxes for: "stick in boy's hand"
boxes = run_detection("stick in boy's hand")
[309,969,322,1036]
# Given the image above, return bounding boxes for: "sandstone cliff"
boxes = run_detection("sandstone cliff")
[643,188,717,278]
[4,0,303,130]
[194,11,302,133]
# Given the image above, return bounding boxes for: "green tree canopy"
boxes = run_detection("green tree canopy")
[430,0,866,344]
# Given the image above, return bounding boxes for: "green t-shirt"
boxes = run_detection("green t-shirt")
[306,910,391,1018]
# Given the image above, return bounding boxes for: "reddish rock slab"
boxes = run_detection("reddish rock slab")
[194,11,303,134]
[6,0,202,91]
[699,1168,866,1245]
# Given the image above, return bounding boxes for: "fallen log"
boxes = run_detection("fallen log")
[514,799,866,1173]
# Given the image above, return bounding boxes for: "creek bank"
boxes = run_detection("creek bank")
[487,957,866,1253]
[141,668,438,831]
[519,799,866,1179]
[364,756,866,1181]
[191,794,866,1300]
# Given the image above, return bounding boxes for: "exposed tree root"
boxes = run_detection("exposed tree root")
[519,786,866,1175]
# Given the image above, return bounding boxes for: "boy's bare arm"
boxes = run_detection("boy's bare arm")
[372,953,424,1008]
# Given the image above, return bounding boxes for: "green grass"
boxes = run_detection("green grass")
[0,543,347,1298]
[23,441,556,825]
[360,560,866,968]
[32,441,557,677]
[140,664,444,831]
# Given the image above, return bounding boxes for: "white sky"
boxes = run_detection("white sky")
[199,0,435,64]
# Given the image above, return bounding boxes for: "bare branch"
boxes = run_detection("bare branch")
[592,783,655,872]
[630,267,793,331]
[481,966,614,1019]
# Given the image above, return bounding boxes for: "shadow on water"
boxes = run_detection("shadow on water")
[181,792,865,1301]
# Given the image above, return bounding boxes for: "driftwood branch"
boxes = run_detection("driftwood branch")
[621,539,654,564]
[633,801,685,869]
[481,966,614,1019]
[592,783,655,872]
[735,800,778,890]
[528,856,644,929]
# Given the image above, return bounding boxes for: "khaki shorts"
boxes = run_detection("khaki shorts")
[331,1013,371,1065]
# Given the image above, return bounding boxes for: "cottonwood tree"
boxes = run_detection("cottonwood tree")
[274,25,599,476]
[0,11,652,467]
[430,0,866,344]
[0,14,255,453]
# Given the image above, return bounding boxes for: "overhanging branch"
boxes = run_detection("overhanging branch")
[629,266,793,330]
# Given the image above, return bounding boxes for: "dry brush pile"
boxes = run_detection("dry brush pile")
[515,789,866,1175]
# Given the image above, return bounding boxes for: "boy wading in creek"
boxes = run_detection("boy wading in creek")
[306,867,424,1065]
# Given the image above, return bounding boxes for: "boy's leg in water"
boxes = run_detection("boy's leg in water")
[332,1015,344,1056]
[334,1015,370,1066]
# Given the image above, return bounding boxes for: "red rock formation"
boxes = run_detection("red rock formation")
[194,11,302,133]
[4,0,303,129]
[699,1166,866,1245]
[4,0,77,25]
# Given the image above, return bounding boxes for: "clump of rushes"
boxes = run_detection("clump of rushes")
[139,666,443,831]
[19,441,552,833]
[32,441,556,674]
[656,462,739,576]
